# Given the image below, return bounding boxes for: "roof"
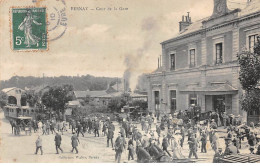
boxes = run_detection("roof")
[180,83,238,95]
[98,91,123,98]
[2,87,25,94]
[2,87,16,93]
[74,90,108,98]
[106,86,117,94]
[112,83,124,92]
[162,0,260,44]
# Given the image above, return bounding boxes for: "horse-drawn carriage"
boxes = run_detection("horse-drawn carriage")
[11,116,32,136]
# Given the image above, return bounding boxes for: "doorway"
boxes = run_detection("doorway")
[213,95,225,114]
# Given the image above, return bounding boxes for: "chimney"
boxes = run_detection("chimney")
[179,12,192,32]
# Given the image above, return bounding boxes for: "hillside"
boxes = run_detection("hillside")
[0,75,121,91]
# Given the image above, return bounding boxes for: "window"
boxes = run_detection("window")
[154,91,160,111]
[170,90,177,113]
[189,94,197,106]
[216,43,223,64]
[249,34,259,52]
[189,49,196,67]
[170,54,175,70]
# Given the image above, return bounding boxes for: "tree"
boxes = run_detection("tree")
[108,96,127,113]
[238,38,260,114]
[41,84,74,114]
[24,91,39,107]
[0,91,8,108]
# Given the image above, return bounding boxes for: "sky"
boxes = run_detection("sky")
[0,0,247,90]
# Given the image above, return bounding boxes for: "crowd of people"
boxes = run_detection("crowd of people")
[109,111,260,163]
[8,110,260,163]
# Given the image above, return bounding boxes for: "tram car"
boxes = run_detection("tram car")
[3,104,36,120]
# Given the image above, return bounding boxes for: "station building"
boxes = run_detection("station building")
[147,0,260,122]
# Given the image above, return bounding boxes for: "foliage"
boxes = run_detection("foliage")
[130,100,148,111]
[107,96,127,113]
[25,90,39,107]
[83,95,91,105]
[41,84,74,113]
[241,88,260,114]
[0,91,8,108]
[238,51,260,91]
[238,39,260,113]
[0,75,120,91]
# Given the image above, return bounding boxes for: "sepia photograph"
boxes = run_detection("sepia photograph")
[0,0,260,163]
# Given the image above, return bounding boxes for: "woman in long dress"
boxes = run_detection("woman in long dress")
[18,10,42,47]
[171,131,185,159]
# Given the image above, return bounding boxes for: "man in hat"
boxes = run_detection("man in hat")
[76,122,84,137]
[94,119,100,137]
[201,130,207,153]
[223,112,228,129]
[120,126,126,138]
[114,132,125,163]
[224,137,239,156]
[256,142,260,155]
[144,120,149,134]
[141,116,145,131]
[248,131,256,154]
[54,132,63,154]
[127,138,134,161]
[102,120,108,137]
[35,136,43,155]
[187,127,193,141]
[232,133,240,150]
[213,148,223,163]
[46,120,50,135]
[147,115,153,131]
[162,135,171,157]
[71,120,76,133]
[71,132,80,154]
[156,124,161,137]
[188,134,198,159]
[107,122,114,148]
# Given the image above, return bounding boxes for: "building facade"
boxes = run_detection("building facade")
[147,0,260,121]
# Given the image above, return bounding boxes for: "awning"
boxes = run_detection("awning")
[179,84,238,95]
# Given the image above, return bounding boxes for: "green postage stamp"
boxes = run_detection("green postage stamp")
[12,7,47,51]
